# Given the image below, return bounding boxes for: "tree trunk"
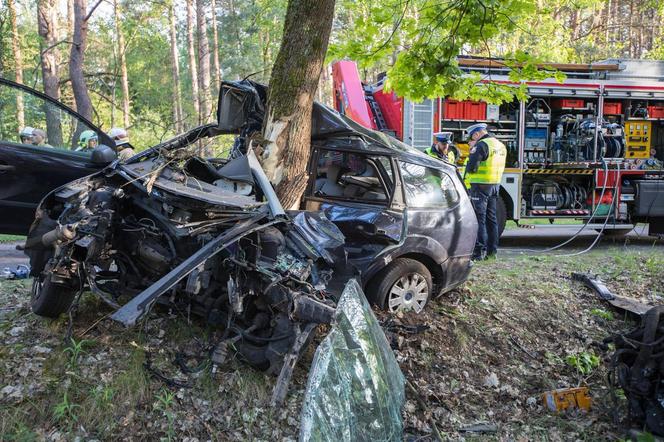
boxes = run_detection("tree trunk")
[169,1,184,133]
[261,0,336,210]
[196,0,212,123]
[38,0,63,146]
[8,0,24,129]
[70,0,93,121]
[210,0,221,92]
[114,0,130,128]
[186,0,200,125]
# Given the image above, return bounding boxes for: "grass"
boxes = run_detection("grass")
[1,246,663,439]
[0,234,25,243]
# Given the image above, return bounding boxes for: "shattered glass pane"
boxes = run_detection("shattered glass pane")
[300,279,405,442]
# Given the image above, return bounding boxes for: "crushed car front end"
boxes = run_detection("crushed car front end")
[24,126,348,400]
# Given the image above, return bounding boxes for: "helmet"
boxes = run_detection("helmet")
[108,127,128,140]
[79,130,98,149]
[19,127,35,143]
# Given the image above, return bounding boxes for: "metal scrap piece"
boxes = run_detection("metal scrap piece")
[571,272,652,317]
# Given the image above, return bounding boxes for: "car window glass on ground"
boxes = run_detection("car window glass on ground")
[0,83,96,152]
[312,149,392,203]
[399,161,459,208]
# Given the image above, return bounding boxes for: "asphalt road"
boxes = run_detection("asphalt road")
[0,241,29,274]
[500,224,664,253]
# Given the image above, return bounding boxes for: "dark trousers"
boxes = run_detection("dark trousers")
[470,184,500,258]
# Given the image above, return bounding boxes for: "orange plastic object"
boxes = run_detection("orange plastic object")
[542,387,591,412]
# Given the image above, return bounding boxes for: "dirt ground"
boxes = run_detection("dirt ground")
[1,245,663,441]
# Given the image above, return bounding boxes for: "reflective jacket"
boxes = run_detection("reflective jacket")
[465,137,506,184]
[425,146,456,164]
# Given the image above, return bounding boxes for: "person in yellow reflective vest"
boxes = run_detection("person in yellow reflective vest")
[426,132,458,164]
[463,123,506,260]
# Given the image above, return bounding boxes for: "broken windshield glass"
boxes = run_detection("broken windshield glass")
[300,279,405,442]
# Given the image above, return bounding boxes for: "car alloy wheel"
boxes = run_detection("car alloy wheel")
[387,272,429,313]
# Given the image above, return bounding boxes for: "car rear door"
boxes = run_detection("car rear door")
[0,79,112,234]
[302,147,404,272]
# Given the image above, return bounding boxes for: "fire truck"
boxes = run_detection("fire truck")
[331,58,664,237]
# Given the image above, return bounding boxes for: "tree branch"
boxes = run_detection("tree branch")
[84,0,105,22]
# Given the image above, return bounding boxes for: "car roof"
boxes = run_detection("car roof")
[222,80,453,171]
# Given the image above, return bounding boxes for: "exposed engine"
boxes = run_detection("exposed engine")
[25,144,347,402]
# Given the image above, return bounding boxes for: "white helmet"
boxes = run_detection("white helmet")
[108,127,128,143]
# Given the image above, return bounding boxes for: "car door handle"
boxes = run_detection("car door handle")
[0,164,15,172]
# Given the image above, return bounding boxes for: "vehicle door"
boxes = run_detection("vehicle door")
[397,160,477,287]
[302,147,404,272]
[0,79,112,234]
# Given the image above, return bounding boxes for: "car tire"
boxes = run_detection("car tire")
[367,258,432,314]
[497,195,507,237]
[30,272,76,318]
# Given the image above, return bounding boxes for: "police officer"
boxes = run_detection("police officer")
[464,123,506,260]
[426,132,457,164]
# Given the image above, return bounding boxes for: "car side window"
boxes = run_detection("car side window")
[0,82,98,153]
[312,149,392,204]
[399,161,459,208]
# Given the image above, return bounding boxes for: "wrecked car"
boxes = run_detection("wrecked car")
[8,76,476,314]
[223,81,478,312]
[25,134,350,401]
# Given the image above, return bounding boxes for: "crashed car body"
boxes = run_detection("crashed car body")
[25,131,350,399]
[221,81,478,312]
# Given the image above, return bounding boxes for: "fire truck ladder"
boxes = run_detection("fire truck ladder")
[364,87,388,131]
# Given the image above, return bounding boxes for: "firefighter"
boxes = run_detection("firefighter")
[77,130,98,151]
[19,127,35,144]
[464,123,506,260]
[108,127,135,161]
[426,132,457,163]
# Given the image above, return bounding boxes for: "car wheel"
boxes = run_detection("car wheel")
[367,258,432,314]
[31,272,76,318]
[497,195,507,237]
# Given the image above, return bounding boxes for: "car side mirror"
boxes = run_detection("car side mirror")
[91,144,117,165]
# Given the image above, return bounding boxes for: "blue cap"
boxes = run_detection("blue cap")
[434,131,452,143]
[466,123,488,138]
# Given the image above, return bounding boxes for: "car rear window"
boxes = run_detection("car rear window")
[399,161,459,208]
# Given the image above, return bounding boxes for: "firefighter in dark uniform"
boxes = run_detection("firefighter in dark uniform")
[464,123,506,260]
[426,132,458,164]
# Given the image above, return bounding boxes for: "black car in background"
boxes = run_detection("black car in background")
[0,78,118,234]
[5,78,476,313]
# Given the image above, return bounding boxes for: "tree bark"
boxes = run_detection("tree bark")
[70,0,93,121]
[261,0,336,209]
[210,0,221,92]
[38,0,63,146]
[186,0,200,125]
[196,0,212,123]
[169,1,184,133]
[8,0,25,129]
[114,0,130,128]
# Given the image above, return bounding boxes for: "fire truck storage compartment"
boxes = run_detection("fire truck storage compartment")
[464,101,487,120]
[442,99,486,120]
[552,99,586,110]
[526,176,591,214]
[443,100,465,119]
[603,102,622,115]
[648,105,664,119]
[634,180,664,217]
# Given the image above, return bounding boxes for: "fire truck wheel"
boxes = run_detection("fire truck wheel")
[497,196,507,237]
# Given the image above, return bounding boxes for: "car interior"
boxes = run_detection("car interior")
[313,150,391,203]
